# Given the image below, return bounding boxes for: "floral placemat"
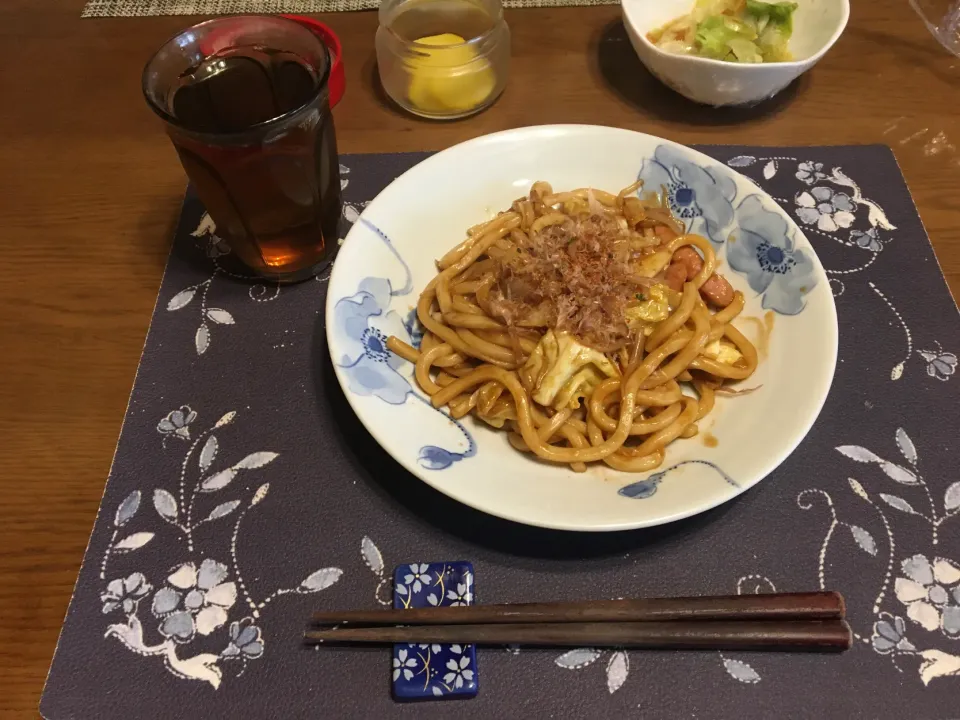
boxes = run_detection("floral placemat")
[41,146,959,719]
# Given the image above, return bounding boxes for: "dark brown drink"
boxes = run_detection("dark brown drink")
[144,17,342,282]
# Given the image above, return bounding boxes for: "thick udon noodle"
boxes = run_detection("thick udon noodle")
[386,182,759,472]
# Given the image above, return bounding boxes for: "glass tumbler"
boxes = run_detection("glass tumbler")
[143,16,342,283]
[910,0,960,56]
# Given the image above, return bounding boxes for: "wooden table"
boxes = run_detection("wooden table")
[1,0,957,714]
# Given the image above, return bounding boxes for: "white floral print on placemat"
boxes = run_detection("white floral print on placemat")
[725,154,955,382]
[360,535,391,607]
[570,426,960,694]
[99,405,343,689]
[157,406,196,445]
[795,186,856,233]
[552,576,768,692]
[703,428,960,689]
[792,427,960,686]
[716,575,775,684]
[919,342,957,382]
[836,427,959,546]
[165,217,259,357]
[168,163,368,354]
[865,282,954,382]
[727,155,896,257]
[554,648,630,694]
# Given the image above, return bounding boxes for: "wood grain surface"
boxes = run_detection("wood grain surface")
[0,0,957,715]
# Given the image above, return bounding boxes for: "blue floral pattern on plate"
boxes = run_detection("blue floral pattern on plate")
[331,218,476,470]
[727,195,818,315]
[392,562,477,700]
[332,277,412,405]
[618,460,739,500]
[638,144,737,245]
[639,144,818,314]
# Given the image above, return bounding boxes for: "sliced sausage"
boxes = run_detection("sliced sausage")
[699,274,734,308]
[670,246,734,307]
[664,262,687,292]
[654,224,677,243]
[672,246,703,280]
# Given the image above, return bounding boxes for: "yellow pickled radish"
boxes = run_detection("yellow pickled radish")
[407,33,496,114]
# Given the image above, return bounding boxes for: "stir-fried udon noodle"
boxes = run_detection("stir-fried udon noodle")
[386,181,759,472]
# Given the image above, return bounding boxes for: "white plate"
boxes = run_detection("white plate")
[326,125,837,532]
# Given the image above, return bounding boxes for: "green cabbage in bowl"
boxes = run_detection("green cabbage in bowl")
[648,0,799,63]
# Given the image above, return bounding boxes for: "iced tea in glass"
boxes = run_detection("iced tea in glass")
[143,16,342,282]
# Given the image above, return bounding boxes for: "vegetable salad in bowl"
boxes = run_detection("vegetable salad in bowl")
[647,0,799,63]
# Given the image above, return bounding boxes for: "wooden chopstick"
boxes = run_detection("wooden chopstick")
[304,619,852,652]
[311,592,845,627]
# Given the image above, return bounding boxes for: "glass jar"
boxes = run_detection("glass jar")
[376,0,510,120]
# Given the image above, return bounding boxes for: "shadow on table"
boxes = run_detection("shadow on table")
[313,320,735,563]
[593,19,805,126]
[362,55,409,120]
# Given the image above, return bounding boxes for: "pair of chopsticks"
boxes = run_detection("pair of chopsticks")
[305,592,851,652]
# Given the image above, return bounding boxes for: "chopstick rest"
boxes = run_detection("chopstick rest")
[391,561,478,701]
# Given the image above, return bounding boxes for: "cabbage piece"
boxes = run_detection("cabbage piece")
[693,0,739,22]
[703,339,743,365]
[742,0,798,61]
[635,250,672,278]
[729,37,763,63]
[695,15,759,61]
[745,0,798,32]
[652,0,796,62]
[757,24,792,61]
[552,367,609,410]
[658,39,696,55]
[625,284,672,324]
[695,16,742,59]
[476,406,513,428]
[524,331,619,410]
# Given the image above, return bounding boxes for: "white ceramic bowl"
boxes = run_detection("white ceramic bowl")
[327,125,837,532]
[622,0,850,106]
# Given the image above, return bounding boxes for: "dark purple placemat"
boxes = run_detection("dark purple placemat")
[42,146,960,719]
